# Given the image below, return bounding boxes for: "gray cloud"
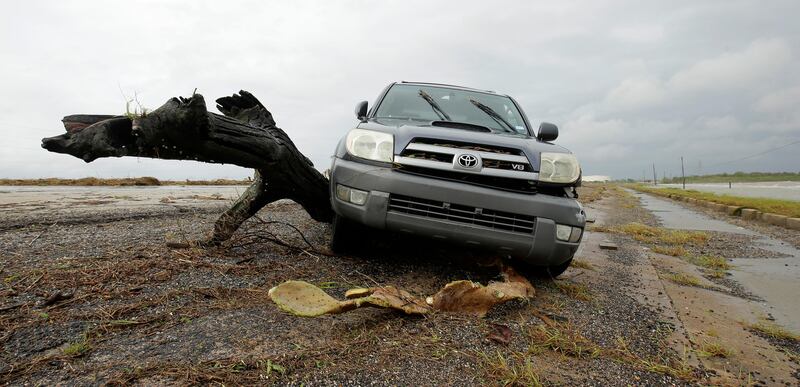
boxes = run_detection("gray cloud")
[2,0,798,181]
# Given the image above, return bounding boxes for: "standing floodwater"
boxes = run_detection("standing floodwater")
[656,181,800,201]
[631,191,800,332]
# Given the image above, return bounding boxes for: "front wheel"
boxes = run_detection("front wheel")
[540,257,573,278]
[517,256,574,279]
[330,214,358,254]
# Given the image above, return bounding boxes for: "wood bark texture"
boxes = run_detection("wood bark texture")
[42,91,333,243]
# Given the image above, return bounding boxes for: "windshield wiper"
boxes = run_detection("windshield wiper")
[418,90,451,121]
[469,99,516,133]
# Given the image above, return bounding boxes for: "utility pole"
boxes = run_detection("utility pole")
[652,163,657,186]
[681,156,686,189]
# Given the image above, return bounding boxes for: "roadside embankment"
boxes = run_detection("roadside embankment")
[629,185,800,231]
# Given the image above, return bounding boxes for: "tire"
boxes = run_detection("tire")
[540,257,573,278]
[518,256,574,279]
[330,214,358,254]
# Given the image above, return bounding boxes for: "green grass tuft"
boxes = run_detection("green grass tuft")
[63,335,91,357]
[749,321,800,342]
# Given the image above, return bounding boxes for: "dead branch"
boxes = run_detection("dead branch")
[41,91,333,243]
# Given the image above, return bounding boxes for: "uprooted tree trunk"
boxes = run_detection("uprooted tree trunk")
[41,91,333,244]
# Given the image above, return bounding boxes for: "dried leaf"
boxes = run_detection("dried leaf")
[268,265,534,318]
[268,280,354,317]
[487,323,513,345]
[429,266,534,317]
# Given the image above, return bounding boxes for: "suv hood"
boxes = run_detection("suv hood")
[357,119,572,171]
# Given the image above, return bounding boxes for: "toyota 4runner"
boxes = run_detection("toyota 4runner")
[329,82,585,277]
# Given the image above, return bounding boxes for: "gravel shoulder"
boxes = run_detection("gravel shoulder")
[1,185,797,385]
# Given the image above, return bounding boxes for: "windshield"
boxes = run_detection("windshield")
[374,84,529,135]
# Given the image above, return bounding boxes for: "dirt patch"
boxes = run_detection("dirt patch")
[1,185,797,385]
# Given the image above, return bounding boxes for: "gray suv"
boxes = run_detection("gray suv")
[329,82,585,277]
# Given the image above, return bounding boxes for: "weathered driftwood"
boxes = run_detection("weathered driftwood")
[42,91,332,243]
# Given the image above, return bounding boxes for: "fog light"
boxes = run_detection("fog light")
[335,184,350,202]
[569,227,583,243]
[349,188,368,205]
[556,224,572,241]
[335,184,368,206]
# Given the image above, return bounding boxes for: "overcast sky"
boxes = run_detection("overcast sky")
[2,0,798,180]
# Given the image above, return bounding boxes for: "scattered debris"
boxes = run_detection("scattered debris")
[28,221,58,246]
[0,302,24,312]
[40,290,73,307]
[268,280,429,316]
[153,270,171,281]
[268,265,534,318]
[599,241,618,250]
[486,323,513,345]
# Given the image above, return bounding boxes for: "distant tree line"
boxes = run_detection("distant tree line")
[661,171,800,184]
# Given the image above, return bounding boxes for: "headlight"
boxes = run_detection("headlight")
[345,129,394,163]
[539,152,580,184]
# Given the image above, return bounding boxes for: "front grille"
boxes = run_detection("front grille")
[396,165,538,193]
[411,138,522,155]
[482,159,533,172]
[388,194,536,234]
[394,137,538,194]
[401,150,453,163]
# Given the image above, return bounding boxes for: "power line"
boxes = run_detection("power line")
[0,122,57,131]
[709,139,800,167]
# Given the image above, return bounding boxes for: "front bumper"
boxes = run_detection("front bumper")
[330,157,585,266]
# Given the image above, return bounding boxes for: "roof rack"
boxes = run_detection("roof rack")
[399,81,496,94]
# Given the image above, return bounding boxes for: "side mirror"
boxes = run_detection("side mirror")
[537,122,558,142]
[355,101,368,121]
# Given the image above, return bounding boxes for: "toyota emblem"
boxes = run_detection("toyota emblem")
[457,154,479,168]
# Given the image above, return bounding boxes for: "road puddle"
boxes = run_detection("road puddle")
[631,191,800,332]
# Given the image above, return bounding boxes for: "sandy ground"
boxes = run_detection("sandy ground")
[0,185,798,385]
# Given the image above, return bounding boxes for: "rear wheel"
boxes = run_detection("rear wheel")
[330,214,358,254]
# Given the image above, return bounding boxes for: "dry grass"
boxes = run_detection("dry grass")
[589,224,700,245]
[478,351,543,387]
[704,269,727,279]
[749,321,800,342]
[576,182,610,204]
[684,255,731,271]
[570,260,594,271]
[594,222,709,264]
[651,245,687,257]
[608,337,696,381]
[0,177,251,186]
[553,281,593,301]
[527,323,601,359]
[612,223,708,245]
[632,185,800,218]
[663,272,705,288]
[696,340,733,358]
[520,323,697,382]
[479,322,698,384]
